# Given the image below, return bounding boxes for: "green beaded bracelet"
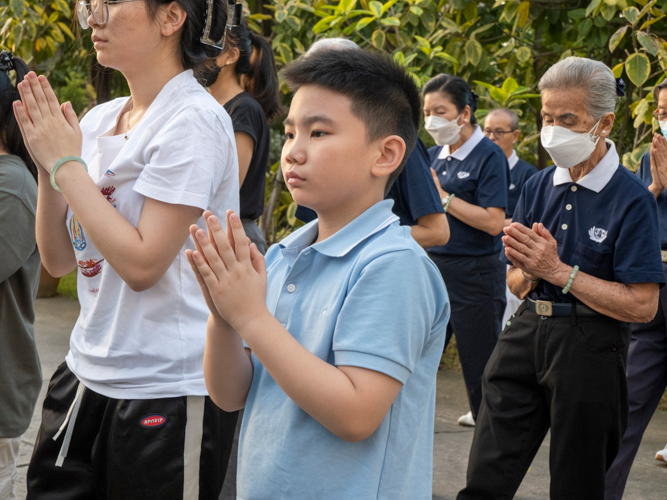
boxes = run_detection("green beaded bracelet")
[444,193,456,213]
[50,156,88,193]
[562,265,579,295]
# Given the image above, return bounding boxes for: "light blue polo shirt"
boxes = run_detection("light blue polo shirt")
[237,200,449,500]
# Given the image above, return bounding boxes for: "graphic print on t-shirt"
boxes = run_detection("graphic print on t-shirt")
[78,258,105,278]
[70,215,87,251]
[101,186,117,207]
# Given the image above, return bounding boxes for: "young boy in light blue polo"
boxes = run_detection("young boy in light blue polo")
[186,49,450,500]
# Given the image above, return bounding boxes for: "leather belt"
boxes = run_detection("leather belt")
[661,250,667,263]
[527,298,600,317]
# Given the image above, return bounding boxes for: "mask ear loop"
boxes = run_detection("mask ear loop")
[588,117,603,145]
[201,0,243,50]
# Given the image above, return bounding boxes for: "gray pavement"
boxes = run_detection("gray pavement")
[15,297,667,499]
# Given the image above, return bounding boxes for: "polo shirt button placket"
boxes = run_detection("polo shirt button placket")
[287,284,296,293]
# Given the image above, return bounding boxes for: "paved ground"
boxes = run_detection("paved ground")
[15,297,667,499]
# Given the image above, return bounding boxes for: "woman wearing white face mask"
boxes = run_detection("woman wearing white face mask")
[423,74,509,428]
[458,57,664,500]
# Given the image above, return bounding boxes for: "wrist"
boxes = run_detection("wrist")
[53,159,86,191]
[546,262,572,288]
[649,183,663,197]
[231,307,273,341]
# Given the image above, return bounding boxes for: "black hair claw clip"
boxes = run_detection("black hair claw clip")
[201,0,243,50]
[615,77,626,97]
[0,51,15,73]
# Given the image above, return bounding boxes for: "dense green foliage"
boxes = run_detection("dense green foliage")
[3,0,667,242]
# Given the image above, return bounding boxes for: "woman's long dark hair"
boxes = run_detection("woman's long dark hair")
[0,52,37,181]
[198,19,283,120]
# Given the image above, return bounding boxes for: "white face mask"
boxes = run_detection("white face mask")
[425,115,464,146]
[540,119,602,169]
[659,120,667,138]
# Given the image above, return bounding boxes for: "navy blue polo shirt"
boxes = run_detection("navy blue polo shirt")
[637,152,667,250]
[295,138,444,225]
[427,126,509,257]
[507,151,538,219]
[501,141,665,304]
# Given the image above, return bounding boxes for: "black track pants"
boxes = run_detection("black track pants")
[27,362,238,500]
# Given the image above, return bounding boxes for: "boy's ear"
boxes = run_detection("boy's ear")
[370,135,406,180]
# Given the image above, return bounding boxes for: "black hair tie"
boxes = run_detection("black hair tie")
[615,77,626,97]
[0,51,15,73]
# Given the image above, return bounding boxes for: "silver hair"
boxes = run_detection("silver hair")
[305,38,360,57]
[486,108,519,130]
[538,56,617,120]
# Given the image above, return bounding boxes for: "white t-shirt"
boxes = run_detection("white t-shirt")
[65,70,239,399]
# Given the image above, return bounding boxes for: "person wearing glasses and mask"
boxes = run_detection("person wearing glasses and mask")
[457,57,664,500]
[424,74,509,429]
[605,79,667,499]
[483,108,538,326]
[16,0,240,497]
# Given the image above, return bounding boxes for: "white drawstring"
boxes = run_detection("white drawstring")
[53,381,85,467]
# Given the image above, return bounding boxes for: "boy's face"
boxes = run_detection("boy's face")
[281,85,390,216]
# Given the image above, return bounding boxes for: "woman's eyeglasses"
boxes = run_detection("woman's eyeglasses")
[76,0,141,29]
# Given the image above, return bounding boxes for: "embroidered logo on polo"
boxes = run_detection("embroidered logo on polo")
[140,415,167,428]
[509,183,516,190]
[588,226,608,243]
[457,172,470,179]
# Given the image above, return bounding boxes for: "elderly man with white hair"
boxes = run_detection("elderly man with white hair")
[457,57,665,499]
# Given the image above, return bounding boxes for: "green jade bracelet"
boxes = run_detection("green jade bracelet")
[562,265,579,295]
[50,156,88,193]
[444,193,456,212]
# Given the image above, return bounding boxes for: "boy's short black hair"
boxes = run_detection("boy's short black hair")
[282,50,421,192]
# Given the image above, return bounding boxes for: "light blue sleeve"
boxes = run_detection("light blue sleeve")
[333,250,449,384]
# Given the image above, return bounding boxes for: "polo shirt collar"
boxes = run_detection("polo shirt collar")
[438,126,485,160]
[508,150,519,170]
[279,200,399,258]
[552,140,619,193]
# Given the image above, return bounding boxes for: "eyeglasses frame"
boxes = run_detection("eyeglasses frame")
[483,128,517,139]
[76,0,141,29]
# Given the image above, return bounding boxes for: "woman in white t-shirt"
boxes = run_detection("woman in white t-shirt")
[14,0,240,497]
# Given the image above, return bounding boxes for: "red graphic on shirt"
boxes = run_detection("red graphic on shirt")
[101,186,116,206]
[78,258,105,278]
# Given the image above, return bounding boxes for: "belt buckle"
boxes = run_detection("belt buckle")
[535,300,553,316]
[662,250,667,263]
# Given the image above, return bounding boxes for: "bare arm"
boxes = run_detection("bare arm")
[430,168,505,236]
[409,212,450,248]
[35,170,77,277]
[189,212,403,442]
[506,265,537,300]
[235,131,254,187]
[503,222,659,323]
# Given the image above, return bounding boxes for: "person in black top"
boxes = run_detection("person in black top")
[199,18,282,254]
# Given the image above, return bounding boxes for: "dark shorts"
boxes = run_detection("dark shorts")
[27,362,238,500]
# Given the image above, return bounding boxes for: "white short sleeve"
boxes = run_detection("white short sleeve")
[133,109,230,210]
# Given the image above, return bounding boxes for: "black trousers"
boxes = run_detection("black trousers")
[428,252,506,418]
[27,362,238,500]
[458,303,630,500]
[605,264,667,500]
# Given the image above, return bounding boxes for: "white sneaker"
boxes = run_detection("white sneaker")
[457,411,475,427]
[656,444,667,463]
